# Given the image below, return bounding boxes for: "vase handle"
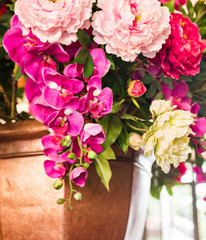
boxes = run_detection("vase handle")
[124,149,155,240]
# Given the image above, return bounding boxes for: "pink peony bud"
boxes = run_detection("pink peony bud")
[70,167,88,187]
[127,80,147,98]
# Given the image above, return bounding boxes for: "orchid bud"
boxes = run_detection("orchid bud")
[57,198,65,205]
[68,152,76,160]
[74,192,82,201]
[61,135,72,147]
[53,179,63,190]
[203,133,206,141]
[127,80,147,98]
[88,150,97,159]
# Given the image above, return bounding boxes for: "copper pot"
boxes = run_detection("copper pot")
[0,120,154,240]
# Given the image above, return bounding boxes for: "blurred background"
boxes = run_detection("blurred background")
[143,158,206,240]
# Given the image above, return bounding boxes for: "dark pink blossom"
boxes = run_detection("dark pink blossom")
[3,15,70,83]
[150,13,203,80]
[78,77,113,118]
[42,68,84,110]
[161,81,192,111]
[41,134,65,152]
[44,161,68,179]
[64,48,110,81]
[193,166,206,183]
[159,0,187,10]
[70,167,88,187]
[80,123,106,153]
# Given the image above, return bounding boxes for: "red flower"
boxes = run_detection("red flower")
[150,13,203,80]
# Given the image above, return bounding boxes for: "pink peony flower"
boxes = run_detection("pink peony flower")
[70,167,88,187]
[14,0,95,44]
[150,13,203,80]
[92,0,171,62]
[127,80,147,97]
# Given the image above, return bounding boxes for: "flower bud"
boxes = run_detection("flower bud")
[203,133,206,141]
[61,135,72,147]
[83,163,90,169]
[53,179,63,190]
[129,133,143,151]
[57,198,65,204]
[68,152,76,160]
[74,192,82,201]
[87,150,97,159]
[127,80,147,98]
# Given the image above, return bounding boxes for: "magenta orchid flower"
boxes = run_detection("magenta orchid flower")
[44,106,84,136]
[78,77,113,118]
[41,134,65,152]
[70,167,88,187]
[80,123,106,153]
[64,48,110,81]
[3,15,70,83]
[42,68,84,110]
[161,81,193,111]
[44,160,68,179]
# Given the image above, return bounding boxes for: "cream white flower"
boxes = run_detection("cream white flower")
[143,100,195,173]
[129,133,143,151]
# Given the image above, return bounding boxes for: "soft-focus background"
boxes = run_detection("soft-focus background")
[143,156,206,240]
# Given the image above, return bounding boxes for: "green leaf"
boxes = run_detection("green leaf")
[100,114,123,150]
[98,147,116,160]
[166,186,173,196]
[76,29,91,48]
[154,92,164,100]
[94,156,112,191]
[116,127,130,153]
[106,54,115,70]
[145,82,156,99]
[111,99,125,113]
[6,4,14,11]
[150,183,162,199]
[179,75,193,82]
[83,53,94,78]
[195,152,204,167]
[179,4,188,17]
[15,66,23,81]
[164,0,175,13]
[186,0,194,20]
[0,23,9,44]
[74,48,89,64]
[142,74,153,85]
[199,26,206,37]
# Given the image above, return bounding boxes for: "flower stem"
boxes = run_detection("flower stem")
[198,140,206,151]
[77,136,83,165]
[126,122,148,132]
[11,74,18,119]
[68,164,74,210]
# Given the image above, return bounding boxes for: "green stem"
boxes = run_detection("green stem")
[126,122,148,132]
[198,140,206,151]
[77,136,83,165]
[191,136,202,140]
[11,74,18,119]
[68,164,74,210]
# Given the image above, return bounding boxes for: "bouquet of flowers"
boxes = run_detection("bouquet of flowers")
[0,0,206,208]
